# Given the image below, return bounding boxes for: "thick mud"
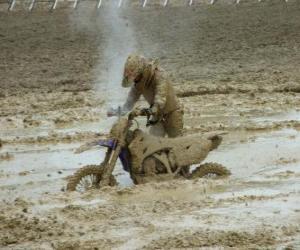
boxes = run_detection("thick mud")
[1,1,300,249]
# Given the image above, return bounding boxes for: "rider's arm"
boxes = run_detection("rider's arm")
[123,86,141,112]
[152,71,168,116]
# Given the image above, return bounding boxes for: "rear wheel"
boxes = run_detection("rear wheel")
[191,162,230,179]
[66,164,117,192]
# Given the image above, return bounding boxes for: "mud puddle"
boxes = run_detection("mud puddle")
[0,114,114,142]
[1,127,299,200]
[1,123,299,249]
[206,128,300,178]
[0,141,131,202]
[136,127,300,249]
[254,110,300,124]
[1,128,299,249]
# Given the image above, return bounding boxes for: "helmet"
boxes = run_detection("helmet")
[122,54,147,88]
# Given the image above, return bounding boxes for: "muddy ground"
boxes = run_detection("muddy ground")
[0,0,300,249]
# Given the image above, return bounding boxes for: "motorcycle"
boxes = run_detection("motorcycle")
[66,108,230,192]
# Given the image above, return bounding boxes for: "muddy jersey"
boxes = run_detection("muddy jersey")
[123,68,181,117]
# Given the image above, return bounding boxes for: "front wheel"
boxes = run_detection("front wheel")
[66,164,117,192]
[190,162,231,179]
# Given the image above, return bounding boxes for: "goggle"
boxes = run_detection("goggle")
[124,67,138,77]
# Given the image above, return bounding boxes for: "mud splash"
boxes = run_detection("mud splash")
[1,128,299,249]
[1,2,300,249]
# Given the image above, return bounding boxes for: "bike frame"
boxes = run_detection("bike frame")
[98,139,130,172]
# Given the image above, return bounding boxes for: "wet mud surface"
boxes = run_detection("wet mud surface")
[1,1,300,249]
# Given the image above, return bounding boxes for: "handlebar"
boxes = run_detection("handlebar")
[128,108,152,121]
[129,108,160,127]
[107,106,158,127]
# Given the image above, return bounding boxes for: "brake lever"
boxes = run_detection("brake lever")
[140,108,151,127]
[128,108,157,127]
[142,108,160,127]
[145,113,151,127]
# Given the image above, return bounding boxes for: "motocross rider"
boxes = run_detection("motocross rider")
[122,54,183,138]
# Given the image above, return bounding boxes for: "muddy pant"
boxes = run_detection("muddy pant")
[149,109,184,138]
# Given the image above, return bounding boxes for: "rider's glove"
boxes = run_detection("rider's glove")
[128,106,142,120]
[128,105,161,126]
[145,104,161,127]
[141,108,153,117]
[149,104,159,116]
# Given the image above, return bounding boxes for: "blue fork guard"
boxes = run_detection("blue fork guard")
[97,139,130,172]
[98,139,117,149]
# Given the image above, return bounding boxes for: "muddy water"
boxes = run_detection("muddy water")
[255,110,300,122]
[1,2,300,248]
[0,142,131,201]
[1,121,299,199]
[207,128,300,178]
[1,122,300,249]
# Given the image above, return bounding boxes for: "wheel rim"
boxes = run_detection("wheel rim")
[76,174,99,192]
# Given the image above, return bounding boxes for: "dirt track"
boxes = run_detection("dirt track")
[1,0,300,249]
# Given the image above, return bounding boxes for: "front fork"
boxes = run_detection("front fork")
[100,143,121,187]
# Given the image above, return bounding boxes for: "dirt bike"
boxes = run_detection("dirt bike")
[66,108,230,192]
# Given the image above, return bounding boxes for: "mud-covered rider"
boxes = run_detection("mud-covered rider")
[122,54,184,138]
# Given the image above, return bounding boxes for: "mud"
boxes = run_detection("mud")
[1,1,300,249]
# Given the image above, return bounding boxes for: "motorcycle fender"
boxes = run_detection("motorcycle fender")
[128,130,218,172]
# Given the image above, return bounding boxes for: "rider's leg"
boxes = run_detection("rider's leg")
[133,157,158,184]
[149,122,166,137]
[164,109,184,138]
[143,157,157,175]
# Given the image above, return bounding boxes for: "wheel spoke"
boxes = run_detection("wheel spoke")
[67,165,117,192]
[76,174,99,191]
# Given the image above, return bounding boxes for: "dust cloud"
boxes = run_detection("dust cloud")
[69,3,137,110]
[97,4,137,109]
